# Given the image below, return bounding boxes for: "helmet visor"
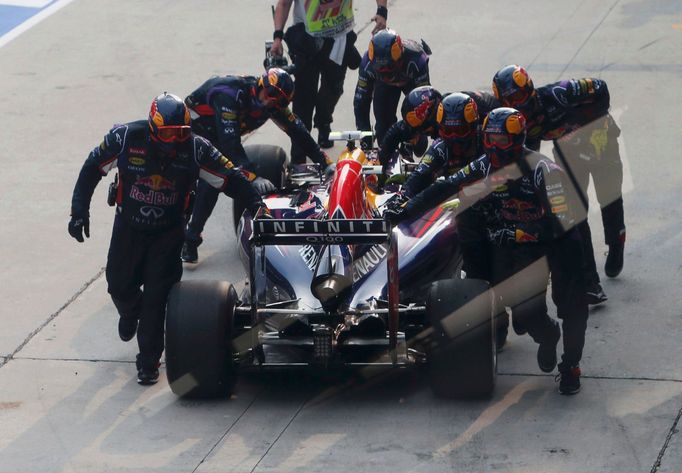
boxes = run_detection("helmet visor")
[439,123,474,139]
[502,88,531,108]
[264,84,291,109]
[156,125,191,143]
[484,132,513,149]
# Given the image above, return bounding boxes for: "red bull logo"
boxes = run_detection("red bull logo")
[136,175,175,191]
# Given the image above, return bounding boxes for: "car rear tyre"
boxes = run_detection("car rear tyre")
[233,144,288,229]
[165,280,238,399]
[426,278,496,398]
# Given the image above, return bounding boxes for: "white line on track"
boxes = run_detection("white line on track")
[0,0,76,49]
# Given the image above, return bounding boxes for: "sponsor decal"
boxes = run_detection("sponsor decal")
[352,244,389,282]
[551,204,568,214]
[140,206,164,218]
[549,196,565,205]
[256,219,389,236]
[127,166,145,173]
[299,245,319,271]
[493,184,507,192]
[129,157,145,165]
[222,111,237,120]
[129,147,147,155]
[129,187,179,206]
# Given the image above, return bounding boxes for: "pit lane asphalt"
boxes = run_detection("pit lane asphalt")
[1,1,682,472]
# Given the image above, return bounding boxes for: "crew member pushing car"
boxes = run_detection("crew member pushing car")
[386,108,589,395]
[182,68,334,263]
[68,93,265,385]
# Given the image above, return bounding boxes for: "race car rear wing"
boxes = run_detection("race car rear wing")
[251,218,391,245]
[249,216,401,363]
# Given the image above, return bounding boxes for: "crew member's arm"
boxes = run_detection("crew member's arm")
[392,155,490,221]
[402,141,448,197]
[354,55,376,136]
[193,136,264,214]
[372,0,388,34]
[271,0,293,56]
[209,92,250,168]
[378,120,416,167]
[69,124,127,242]
[271,108,332,169]
[71,124,127,219]
[531,158,578,239]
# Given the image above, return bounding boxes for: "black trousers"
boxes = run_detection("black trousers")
[459,214,588,367]
[291,52,346,164]
[106,216,184,366]
[554,114,626,284]
[372,81,403,145]
[185,179,220,242]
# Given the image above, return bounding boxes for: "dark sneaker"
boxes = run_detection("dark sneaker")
[537,320,561,373]
[318,128,333,149]
[181,240,199,263]
[118,317,138,342]
[136,355,160,386]
[605,242,624,278]
[556,366,581,395]
[585,281,608,305]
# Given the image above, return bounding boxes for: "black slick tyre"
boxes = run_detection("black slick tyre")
[426,278,496,398]
[165,280,238,398]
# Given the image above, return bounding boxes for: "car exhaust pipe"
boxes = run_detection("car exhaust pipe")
[311,244,353,311]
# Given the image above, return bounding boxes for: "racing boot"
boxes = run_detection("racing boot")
[181,235,202,264]
[317,126,333,149]
[536,319,561,373]
[585,281,608,306]
[112,293,141,342]
[136,354,160,386]
[118,317,138,342]
[556,363,581,395]
[604,241,624,278]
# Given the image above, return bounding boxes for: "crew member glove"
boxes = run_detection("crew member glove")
[252,176,276,195]
[68,216,90,243]
[360,135,374,151]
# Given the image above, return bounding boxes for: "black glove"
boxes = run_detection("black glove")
[383,205,409,224]
[383,193,410,223]
[68,216,90,243]
[360,135,373,151]
[252,176,276,195]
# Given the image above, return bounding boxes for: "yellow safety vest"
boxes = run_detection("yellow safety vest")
[305,0,355,37]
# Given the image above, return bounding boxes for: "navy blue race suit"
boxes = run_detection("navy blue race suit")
[522,78,625,285]
[353,39,430,144]
[398,150,588,369]
[184,75,330,243]
[70,120,262,368]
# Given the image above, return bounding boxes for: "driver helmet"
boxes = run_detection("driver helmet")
[148,92,192,148]
[482,107,527,168]
[492,65,535,110]
[368,29,403,75]
[401,85,443,131]
[257,68,295,110]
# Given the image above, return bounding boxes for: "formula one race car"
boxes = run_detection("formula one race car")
[165,132,496,400]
